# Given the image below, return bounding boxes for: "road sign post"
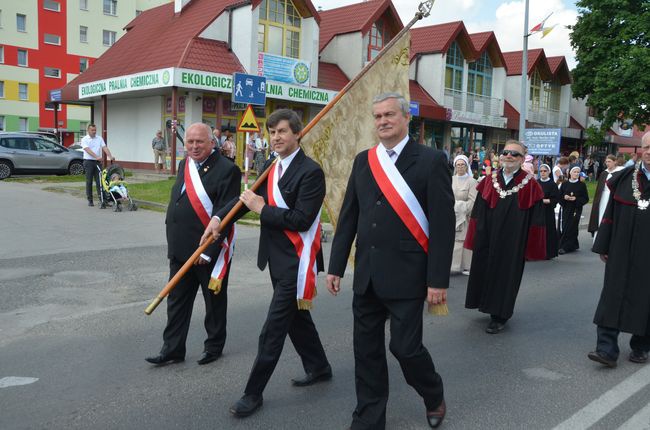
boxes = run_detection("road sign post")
[237,105,261,189]
[233,73,267,106]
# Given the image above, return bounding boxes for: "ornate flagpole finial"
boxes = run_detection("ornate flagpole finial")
[417,0,434,19]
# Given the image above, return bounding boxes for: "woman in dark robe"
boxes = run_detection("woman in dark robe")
[538,164,560,259]
[558,166,589,254]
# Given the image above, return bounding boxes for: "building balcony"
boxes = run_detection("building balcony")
[444,89,503,117]
[527,104,569,128]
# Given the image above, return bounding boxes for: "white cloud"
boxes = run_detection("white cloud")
[316,0,578,68]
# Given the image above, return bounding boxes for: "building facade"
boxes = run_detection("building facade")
[0,0,169,144]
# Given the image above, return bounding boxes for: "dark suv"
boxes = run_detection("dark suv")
[0,132,85,179]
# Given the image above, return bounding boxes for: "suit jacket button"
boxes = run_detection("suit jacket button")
[370,245,375,249]
[376,200,381,206]
[372,223,376,228]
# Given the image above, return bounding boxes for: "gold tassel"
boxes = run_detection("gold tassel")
[208,277,222,295]
[297,299,313,310]
[428,303,449,316]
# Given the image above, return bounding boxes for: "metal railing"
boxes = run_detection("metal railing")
[443,89,503,116]
[527,104,568,127]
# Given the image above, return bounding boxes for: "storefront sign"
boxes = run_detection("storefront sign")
[409,101,419,117]
[257,53,310,86]
[523,128,561,155]
[79,68,173,98]
[450,109,507,129]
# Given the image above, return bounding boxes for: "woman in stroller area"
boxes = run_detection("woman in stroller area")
[99,164,137,212]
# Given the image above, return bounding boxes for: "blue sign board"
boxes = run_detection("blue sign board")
[232,73,266,106]
[409,101,420,117]
[523,128,561,156]
[50,89,62,102]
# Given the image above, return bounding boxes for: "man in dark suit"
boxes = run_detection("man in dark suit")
[201,109,331,418]
[327,93,455,429]
[146,123,240,366]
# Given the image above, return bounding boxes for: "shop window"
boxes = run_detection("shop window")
[529,69,542,110]
[445,41,464,91]
[80,58,88,72]
[44,0,61,12]
[258,0,301,59]
[44,67,61,78]
[80,26,88,43]
[468,51,492,97]
[17,49,28,66]
[16,13,26,32]
[44,33,61,45]
[103,30,116,46]
[19,83,28,100]
[366,19,389,61]
[103,0,117,16]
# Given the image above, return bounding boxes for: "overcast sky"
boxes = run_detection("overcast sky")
[314,0,580,68]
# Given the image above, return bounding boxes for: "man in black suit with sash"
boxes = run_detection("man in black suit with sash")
[327,93,454,429]
[146,123,240,366]
[202,109,331,418]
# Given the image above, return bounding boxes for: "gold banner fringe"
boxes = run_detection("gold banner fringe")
[297,299,313,310]
[428,303,449,316]
[208,277,222,296]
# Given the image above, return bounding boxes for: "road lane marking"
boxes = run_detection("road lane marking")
[617,402,650,430]
[0,377,39,388]
[553,364,650,430]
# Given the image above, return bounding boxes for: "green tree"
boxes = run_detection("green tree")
[569,0,650,131]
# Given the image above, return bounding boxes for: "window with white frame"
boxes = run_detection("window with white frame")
[18,83,28,100]
[0,116,4,131]
[80,0,88,10]
[0,80,4,98]
[103,30,116,46]
[0,10,3,28]
[80,58,88,72]
[17,49,28,66]
[44,67,61,78]
[445,41,464,91]
[44,0,61,12]
[0,46,4,63]
[44,33,61,45]
[80,26,88,43]
[16,13,26,32]
[103,0,117,16]
[19,117,28,131]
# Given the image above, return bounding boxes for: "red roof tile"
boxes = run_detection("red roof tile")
[318,0,402,52]
[410,21,476,61]
[468,31,505,68]
[409,80,447,120]
[180,38,244,74]
[317,62,349,91]
[546,55,572,85]
[502,48,552,79]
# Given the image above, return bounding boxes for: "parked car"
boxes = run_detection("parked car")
[0,132,85,179]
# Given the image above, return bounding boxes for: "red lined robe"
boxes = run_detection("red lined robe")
[267,160,322,309]
[463,168,546,320]
[183,157,236,295]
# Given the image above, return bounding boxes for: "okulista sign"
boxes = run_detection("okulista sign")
[79,68,173,98]
[79,68,336,105]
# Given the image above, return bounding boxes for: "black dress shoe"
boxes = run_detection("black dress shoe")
[427,399,446,428]
[485,320,505,334]
[291,366,332,387]
[587,351,617,368]
[197,351,222,365]
[558,248,566,255]
[230,394,263,417]
[145,354,184,365]
[88,201,94,207]
[629,350,648,364]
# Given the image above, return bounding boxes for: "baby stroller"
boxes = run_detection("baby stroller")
[97,164,137,212]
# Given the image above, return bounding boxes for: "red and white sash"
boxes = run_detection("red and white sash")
[267,160,321,310]
[367,145,429,252]
[183,159,236,295]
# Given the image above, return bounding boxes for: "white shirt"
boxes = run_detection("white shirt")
[277,146,301,176]
[379,135,409,164]
[641,162,650,180]
[81,134,106,160]
[502,168,520,185]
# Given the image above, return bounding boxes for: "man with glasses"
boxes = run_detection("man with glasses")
[464,140,547,334]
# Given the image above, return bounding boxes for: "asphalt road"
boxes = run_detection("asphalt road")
[1,180,649,430]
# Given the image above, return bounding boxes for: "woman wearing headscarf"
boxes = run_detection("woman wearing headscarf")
[588,154,624,240]
[451,154,478,275]
[538,164,560,259]
[558,166,589,254]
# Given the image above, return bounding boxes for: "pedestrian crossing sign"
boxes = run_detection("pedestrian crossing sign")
[237,105,260,132]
